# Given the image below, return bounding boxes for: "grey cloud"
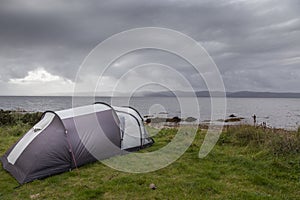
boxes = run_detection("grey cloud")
[0,0,299,94]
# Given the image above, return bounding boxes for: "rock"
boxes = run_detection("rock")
[30,193,40,199]
[149,183,157,190]
[146,116,181,124]
[185,117,197,122]
[224,117,244,122]
[145,118,151,124]
[144,115,154,118]
[229,114,237,118]
[166,116,181,123]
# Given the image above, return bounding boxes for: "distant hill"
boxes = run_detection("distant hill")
[12,90,300,98]
[226,91,300,98]
[138,91,300,98]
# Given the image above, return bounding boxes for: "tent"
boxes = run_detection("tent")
[1,103,154,184]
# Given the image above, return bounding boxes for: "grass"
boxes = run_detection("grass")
[219,125,300,155]
[0,123,299,199]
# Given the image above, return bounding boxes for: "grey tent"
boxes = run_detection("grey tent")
[1,103,154,184]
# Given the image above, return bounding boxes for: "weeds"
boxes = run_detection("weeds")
[220,125,300,155]
[0,110,42,126]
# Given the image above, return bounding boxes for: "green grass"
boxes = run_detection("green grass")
[0,124,299,199]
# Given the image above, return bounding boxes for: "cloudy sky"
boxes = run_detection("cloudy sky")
[0,0,299,95]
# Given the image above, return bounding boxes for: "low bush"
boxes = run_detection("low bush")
[0,110,16,126]
[0,110,42,127]
[21,112,42,126]
[220,125,300,155]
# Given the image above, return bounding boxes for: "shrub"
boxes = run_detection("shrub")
[225,125,267,146]
[220,125,300,155]
[0,110,42,126]
[21,112,42,126]
[269,130,300,155]
[0,110,16,126]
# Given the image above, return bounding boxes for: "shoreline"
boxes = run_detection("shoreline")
[146,121,299,132]
[0,109,299,131]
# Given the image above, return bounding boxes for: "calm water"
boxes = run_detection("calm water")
[0,96,299,130]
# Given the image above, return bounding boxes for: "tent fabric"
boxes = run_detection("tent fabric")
[112,106,153,150]
[1,103,154,184]
[7,112,56,165]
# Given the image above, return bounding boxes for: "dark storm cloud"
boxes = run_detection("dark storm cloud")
[0,0,299,94]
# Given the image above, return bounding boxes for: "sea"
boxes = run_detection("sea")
[0,96,299,130]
